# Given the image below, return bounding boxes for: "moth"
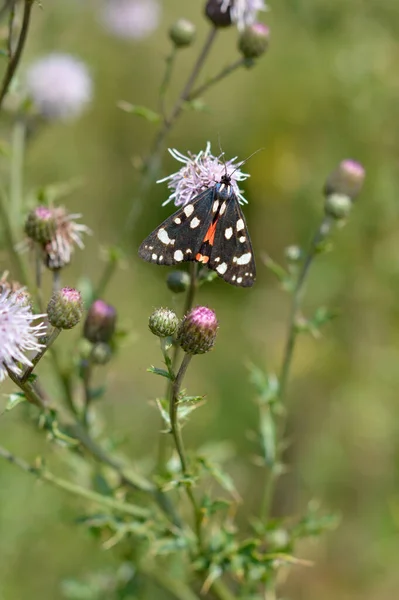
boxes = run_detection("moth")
[138,172,256,287]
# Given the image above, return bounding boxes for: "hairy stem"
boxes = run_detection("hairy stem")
[21,327,61,382]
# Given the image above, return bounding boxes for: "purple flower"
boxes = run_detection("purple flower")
[177,306,218,355]
[220,0,267,30]
[100,0,161,40]
[25,54,93,121]
[158,142,250,207]
[0,290,46,382]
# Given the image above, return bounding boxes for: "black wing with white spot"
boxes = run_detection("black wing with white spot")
[208,194,256,287]
[138,188,215,266]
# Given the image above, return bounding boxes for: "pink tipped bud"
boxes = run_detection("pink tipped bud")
[238,23,270,59]
[324,159,365,200]
[25,206,56,244]
[177,306,218,355]
[47,287,83,329]
[83,299,116,343]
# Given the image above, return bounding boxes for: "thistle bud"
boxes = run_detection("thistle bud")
[324,194,353,220]
[149,308,179,338]
[205,0,232,27]
[47,287,83,329]
[83,299,116,343]
[238,23,270,59]
[24,206,56,244]
[323,160,365,200]
[166,270,190,293]
[177,306,218,355]
[169,19,196,48]
[91,342,112,365]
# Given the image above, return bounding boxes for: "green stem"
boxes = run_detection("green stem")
[21,327,61,382]
[188,57,248,102]
[260,215,334,521]
[0,444,150,518]
[93,257,118,300]
[0,186,29,285]
[159,46,178,119]
[169,353,204,544]
[0,0,34,110]
[82,358,94,429]
[209,580,237,600]
[278,216,334,399]
[10,118,26,230]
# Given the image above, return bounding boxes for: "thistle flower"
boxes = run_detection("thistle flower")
[206,0,267,31]
[0,272,31,306]
[83,300,117,343]
[177,306,218,355]
[25,54,92,121]
[47,288,83,330]
[100,0,161,40]
[158,142,250,207]
[324,159,365,200]
[0,290,46,382]
[238,22,270,58]
[24,206,91,271]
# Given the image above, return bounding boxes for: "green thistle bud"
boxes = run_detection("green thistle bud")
[324,159,365,200]
[205,0,232,27]
[25,206,56,244]
[324,193,353,220]
[47,287,83,329]
[149,308,179,338]
[83,299,116,343]
[169,19,196,48]
[91,342,112,365]
[177,306,218,355]
[166,270,190,293]
[238,23,270,59]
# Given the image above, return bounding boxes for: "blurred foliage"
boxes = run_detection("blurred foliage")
[1,0,399,599]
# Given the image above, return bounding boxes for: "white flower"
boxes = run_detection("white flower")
[158,142,250,207]
[100,0,161,40]
[25,54,93,121]
[221,0,267,30]
[0,290,46,382]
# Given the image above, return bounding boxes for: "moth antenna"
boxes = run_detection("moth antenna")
[229,147,265,178]
[217,134,228,177]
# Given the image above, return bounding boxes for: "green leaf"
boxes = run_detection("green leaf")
[248,364,279,405]
[117,101,161,122]
[262,254,293,291]
[258,404,276,467]
[198,457,241,502]
[4,392,26,412]
[201,495,231,517]
[155,397,171,429]
[147,366,173,380]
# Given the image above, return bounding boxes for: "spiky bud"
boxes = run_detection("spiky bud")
[47,287,83,329]
[324,194,353,220]
[91,342,112,365]
[166,270,191,293]
[205,0,232,27]
[177,306,218,355]
[238,23,270,59]
[149,308,179,338]
[324,160,365,200]
[24,206,56,244]
[169,19,196,48]
[83,299,116,343]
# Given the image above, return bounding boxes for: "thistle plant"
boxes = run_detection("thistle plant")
[0,2,368,600]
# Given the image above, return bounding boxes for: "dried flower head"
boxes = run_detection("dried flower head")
[158,142,250,207]
[38,206,91,270]
[25,54,93,121]
[207,0,267,30]
[177,306,218,355]
[0,289,46,381]
[100,0,161,40]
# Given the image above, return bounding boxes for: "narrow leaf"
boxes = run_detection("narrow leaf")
[147,366,173,380]
[117,101,160,122]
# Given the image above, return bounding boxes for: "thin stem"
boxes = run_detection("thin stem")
[0,0,34,110]
[0,186,29,285]
[140,561,201,600]
[159,46,177,119]
[35,245,44,312]
[9,118,26,230]
[278,216,333,400]
[209,580,237,600]
[93,257,118,300]
[183,262,198,316]
[52,269,61,293]
[0,444,150,519]
[7,0,15,58]
[188,57,247,102]
[21,327,61,382]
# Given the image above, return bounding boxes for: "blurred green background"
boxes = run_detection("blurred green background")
[2,0,399,598]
